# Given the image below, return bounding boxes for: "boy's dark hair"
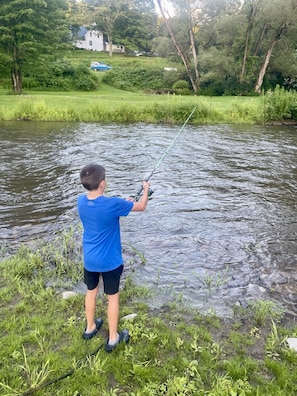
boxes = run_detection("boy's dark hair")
[80,164,105,191]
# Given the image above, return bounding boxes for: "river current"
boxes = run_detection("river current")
[1,121,296,317]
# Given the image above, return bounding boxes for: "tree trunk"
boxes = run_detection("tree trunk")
[156,0,199,91]
[11,67,22,94]
[108,34,113,57]
[240,24,251,83]
[254,23,288,93]
[240,2,257,83]
[253,23,267,56]
[186,1,199,84]
[254,38,277,93]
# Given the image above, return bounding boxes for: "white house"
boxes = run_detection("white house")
[76,27,125,53]
[76,27,105,51]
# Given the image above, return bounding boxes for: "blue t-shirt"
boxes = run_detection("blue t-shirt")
[77,195,133,272]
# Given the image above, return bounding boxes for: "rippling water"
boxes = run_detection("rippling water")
[1,121,296,317]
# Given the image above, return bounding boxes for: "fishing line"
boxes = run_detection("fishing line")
[134,106,197,201]
[19,343,103,396]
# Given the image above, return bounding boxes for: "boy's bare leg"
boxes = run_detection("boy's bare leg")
[85,285,99,333]
[107,292,120,343]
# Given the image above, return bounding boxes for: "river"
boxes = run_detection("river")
[1,121,296,317]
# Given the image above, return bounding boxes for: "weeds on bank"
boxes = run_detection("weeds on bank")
[0,231,297,395]
[0,84,296,124]
[263,85,297,122]
[0,93,264,124]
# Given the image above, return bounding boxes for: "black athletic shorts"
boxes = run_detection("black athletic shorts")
[84,265,123,295]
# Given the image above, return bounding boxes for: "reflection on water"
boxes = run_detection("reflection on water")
[1,121,296,317]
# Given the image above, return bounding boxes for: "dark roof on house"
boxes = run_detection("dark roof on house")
[77,26,88,39]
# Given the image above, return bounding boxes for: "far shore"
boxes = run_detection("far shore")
[0,88,265,124]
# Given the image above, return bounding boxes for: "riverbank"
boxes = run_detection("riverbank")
[0,88,264,124]
[0,232,296,396]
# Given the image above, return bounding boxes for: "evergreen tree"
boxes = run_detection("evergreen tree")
[0,0,70,94]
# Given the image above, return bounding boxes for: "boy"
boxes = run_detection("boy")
[77,164,150,352]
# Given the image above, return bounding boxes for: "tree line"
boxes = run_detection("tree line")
[157,0,297,95]
[0,0,296,95]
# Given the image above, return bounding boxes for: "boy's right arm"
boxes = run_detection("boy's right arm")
[131,181,150,211]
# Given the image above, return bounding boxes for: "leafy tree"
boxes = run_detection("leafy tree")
[131,0,156,13]
[156,0,200,91]
[239,0,260,83]
[252,0,297,92]
[113,8,158,52]
[200,0,297,93]
[66,0,90,33]
[196,1,244,94]
[151,36,175,57]
[157,0,297,94]
[0,0,70,94]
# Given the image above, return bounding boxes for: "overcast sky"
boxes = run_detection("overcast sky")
[154,0,175,16]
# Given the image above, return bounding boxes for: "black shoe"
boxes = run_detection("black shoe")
[82,318,103,340]
[105,329,130,352]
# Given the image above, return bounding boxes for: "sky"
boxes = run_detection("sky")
[154,0,175,16]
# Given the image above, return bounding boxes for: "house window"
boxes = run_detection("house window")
[90,32,92,37]
[89,41,92,46]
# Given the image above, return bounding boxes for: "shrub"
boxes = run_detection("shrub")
[263,85,297,121]
[167,54,184,64]
[172,80,191,95]
[172,80,189,90]
[23,61,99,91]
[103,66,166,91]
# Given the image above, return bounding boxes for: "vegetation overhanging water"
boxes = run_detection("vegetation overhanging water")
[0,85,296,124]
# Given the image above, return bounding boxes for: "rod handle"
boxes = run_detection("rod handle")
[134,176,153,201]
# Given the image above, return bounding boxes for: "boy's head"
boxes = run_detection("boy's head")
[80,164,106,191]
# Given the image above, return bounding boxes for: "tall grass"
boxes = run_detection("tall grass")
[0,91,262,124]
[263,85,297,122]
[0,84,296,124]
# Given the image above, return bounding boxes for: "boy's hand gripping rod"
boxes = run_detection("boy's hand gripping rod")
[134,106,197,201]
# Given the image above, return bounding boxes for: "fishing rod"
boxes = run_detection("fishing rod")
[134,106,197,201]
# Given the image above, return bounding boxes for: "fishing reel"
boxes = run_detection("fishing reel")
[148,187,154,198]
[133,187,154,202]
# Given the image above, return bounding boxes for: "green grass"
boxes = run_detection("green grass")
[0,86,262,124]
[0,229,297,396]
